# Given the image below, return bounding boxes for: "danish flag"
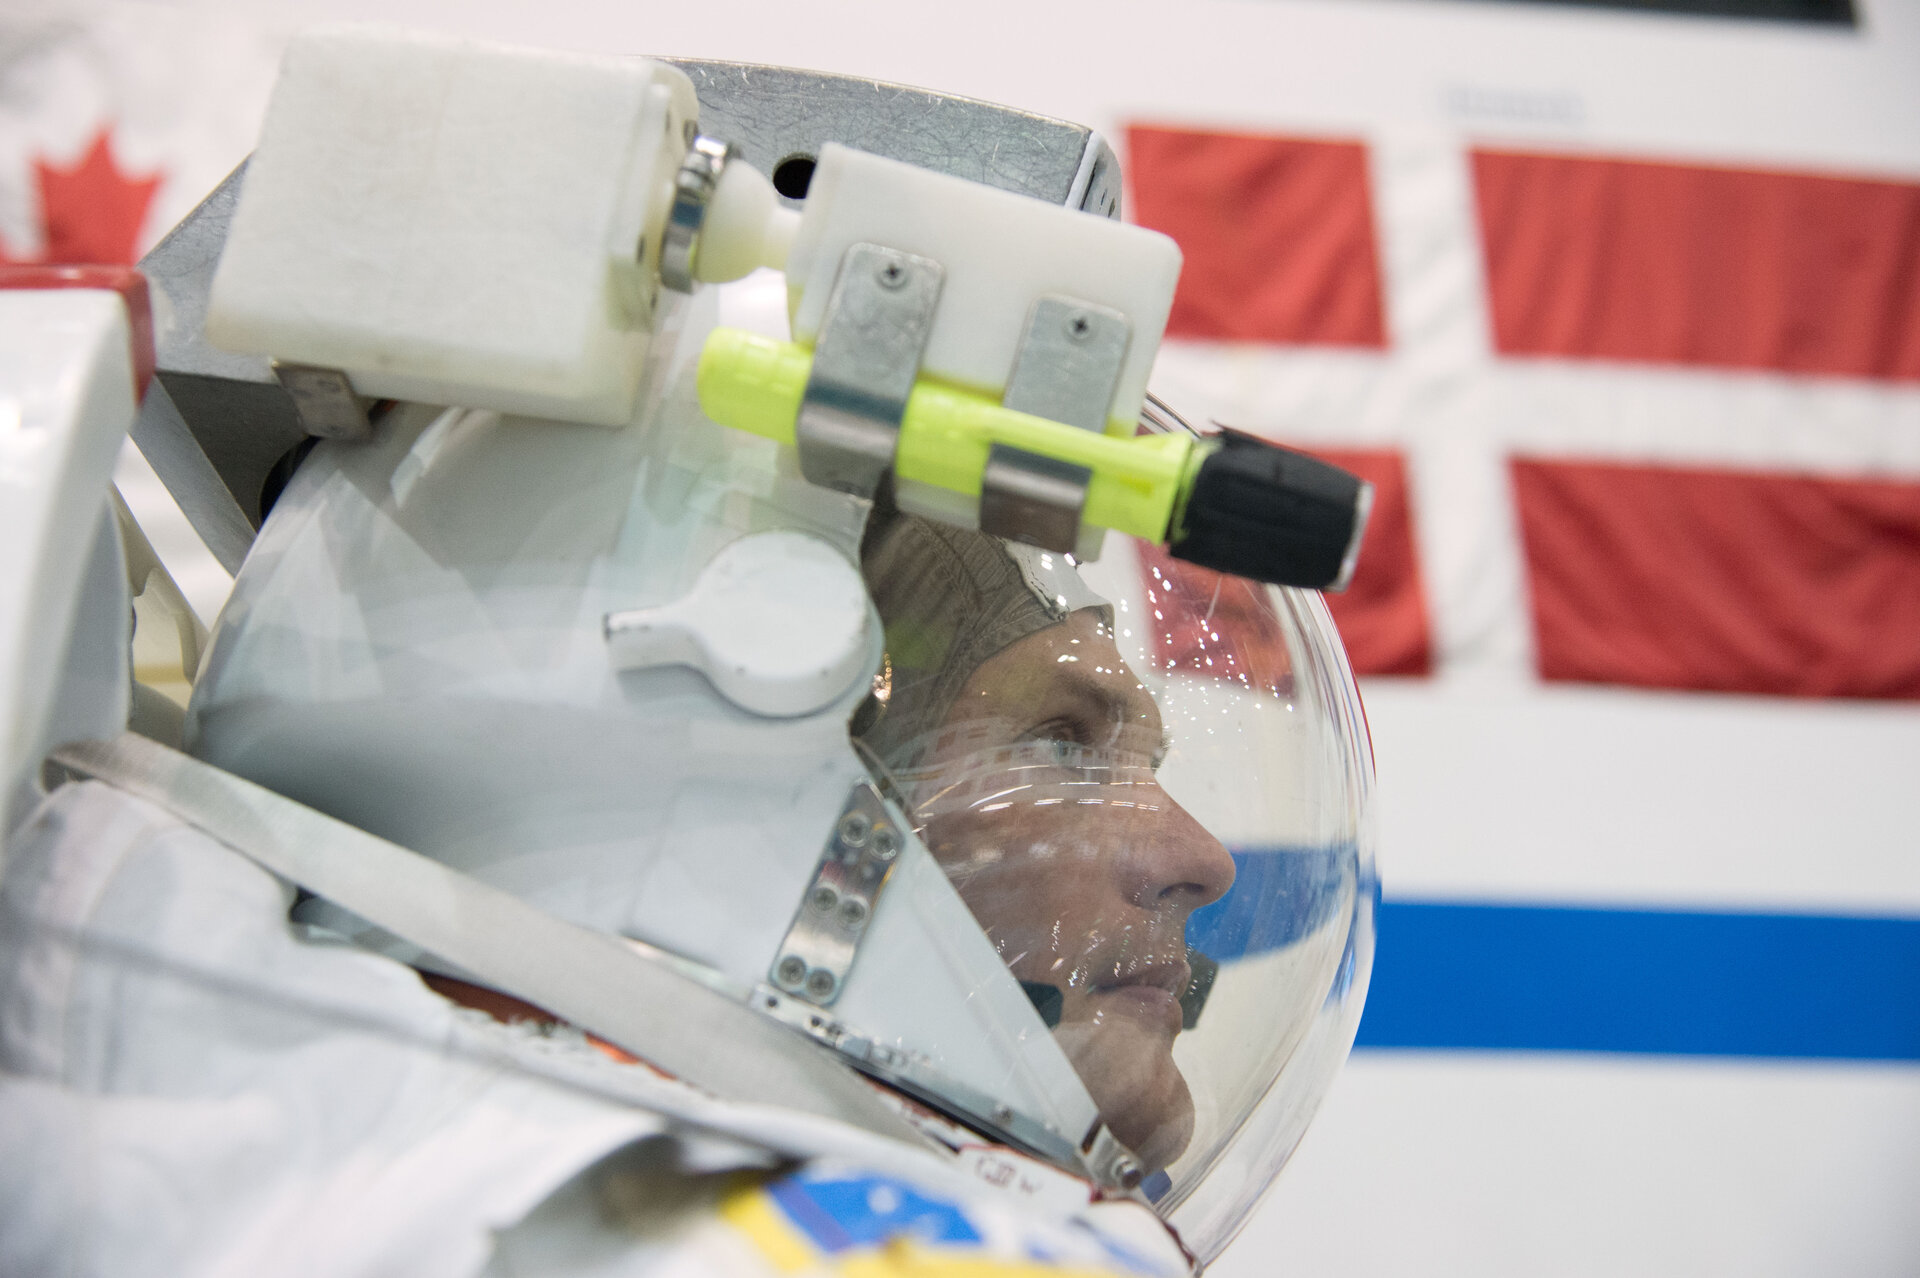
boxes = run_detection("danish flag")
[1129,124,1920,702]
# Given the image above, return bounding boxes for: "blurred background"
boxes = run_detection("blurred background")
[4,0,1916,1271]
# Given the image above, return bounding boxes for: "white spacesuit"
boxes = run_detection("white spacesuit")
[0,26,1375,1275]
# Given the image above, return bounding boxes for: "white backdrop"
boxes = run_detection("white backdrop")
[4,0,1918,1272]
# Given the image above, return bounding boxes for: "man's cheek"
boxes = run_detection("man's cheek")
[955,884,1069,972]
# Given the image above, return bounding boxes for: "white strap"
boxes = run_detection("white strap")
[50,732,918,1146]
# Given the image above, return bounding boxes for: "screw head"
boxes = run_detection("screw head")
[838,897,869,927]
[805,968,838,999]
[1111,1157,1143,1191]
[1065,312,1093,341]
[809,883,840,913]
[870,825,899,860]
[838,811,872,848]
[877,261,907,289]
[776,955,808,986]
[992,1103,1015,1126]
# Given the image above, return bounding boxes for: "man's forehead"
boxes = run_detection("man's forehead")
[977,613,1163,732]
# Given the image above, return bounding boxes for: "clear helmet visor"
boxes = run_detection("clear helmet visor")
[855,502,1376,1261]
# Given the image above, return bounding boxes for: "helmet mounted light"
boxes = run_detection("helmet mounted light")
[136,26,1378,1264]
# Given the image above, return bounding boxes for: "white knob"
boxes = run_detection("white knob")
[604,531,871,718]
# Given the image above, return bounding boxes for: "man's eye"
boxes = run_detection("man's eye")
[1022,719,1099,771]
[1043,737,1096,769]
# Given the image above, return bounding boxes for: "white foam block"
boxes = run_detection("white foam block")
[206,26,696,426]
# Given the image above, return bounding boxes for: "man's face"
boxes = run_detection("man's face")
[900,609,1235,1172]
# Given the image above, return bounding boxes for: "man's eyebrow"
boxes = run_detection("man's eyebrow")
[1052,664,1163,738]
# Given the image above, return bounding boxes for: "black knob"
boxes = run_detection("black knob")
[1168,429,1372,590]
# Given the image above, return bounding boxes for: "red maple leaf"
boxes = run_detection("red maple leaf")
[0,128,161,267]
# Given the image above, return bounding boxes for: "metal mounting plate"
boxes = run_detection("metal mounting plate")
[1001,295,1130,433]
[770,782,905,1005]
[794,243,943,497]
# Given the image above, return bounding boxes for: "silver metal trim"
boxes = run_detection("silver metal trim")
[1331,478,1375,593]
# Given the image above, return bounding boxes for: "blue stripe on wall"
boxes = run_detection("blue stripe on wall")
[1355,901,1920,1060]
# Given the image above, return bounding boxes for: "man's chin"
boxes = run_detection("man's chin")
[1054,1017,1197,1175]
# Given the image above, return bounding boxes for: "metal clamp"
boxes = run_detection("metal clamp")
[978,445,1093,554]
[975,295,1130,552]
[659,134,737,293]
[794,243,944,497]
[770,782,905,1005]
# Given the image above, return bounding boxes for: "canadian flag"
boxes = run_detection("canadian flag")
[0,129,159,268]
[0,11,272,276]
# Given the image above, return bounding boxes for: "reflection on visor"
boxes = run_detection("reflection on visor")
[1020,945,1217,1032]
[858,505,1371,1227]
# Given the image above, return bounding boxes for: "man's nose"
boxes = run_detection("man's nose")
[1119,785,1236,912]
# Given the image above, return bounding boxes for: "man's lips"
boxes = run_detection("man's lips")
[1100,958,1191,997]
[1088,958,1191,1033]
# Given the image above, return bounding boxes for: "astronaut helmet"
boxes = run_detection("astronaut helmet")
[180,25,1376,1264]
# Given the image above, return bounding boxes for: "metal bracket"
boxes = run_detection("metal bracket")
[794,243,944,497]
[271,361,372,440]
[659,134,735,293]
[770,782,905,1005]
[976,295,1129,552]
[978,444,1093,554]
